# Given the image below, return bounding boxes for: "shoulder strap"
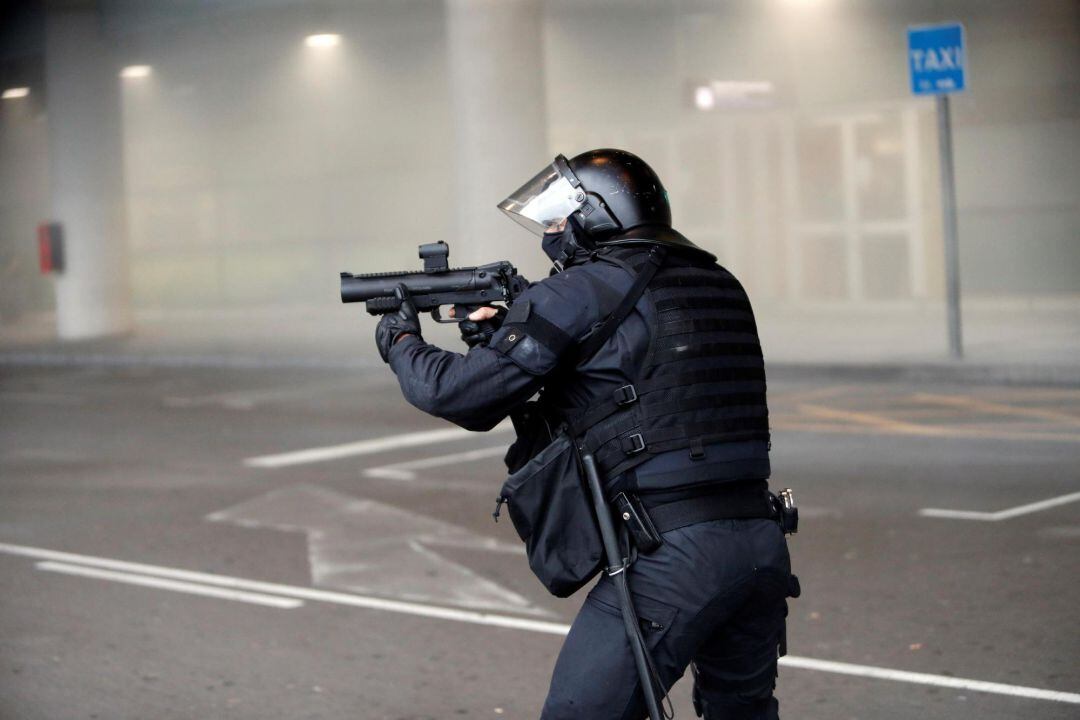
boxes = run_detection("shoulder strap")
[575,246,667,364]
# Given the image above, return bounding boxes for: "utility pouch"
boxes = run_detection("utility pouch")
[503,400,556,474]
[495,433,603,597]
[613,493,663,554]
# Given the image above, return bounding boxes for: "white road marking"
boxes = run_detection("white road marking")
[2,542,1078,704]
[35,561,304,609]
[207,484,538,615]
[363,445,507,480]
[919,490,1080,521]
[778,656,1080,704]
[0,542,565,633]
[244,421,512,468]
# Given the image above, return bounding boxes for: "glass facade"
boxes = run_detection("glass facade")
[0,0,1076,358]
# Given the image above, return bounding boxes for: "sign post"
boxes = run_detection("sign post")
[908,22,966,359]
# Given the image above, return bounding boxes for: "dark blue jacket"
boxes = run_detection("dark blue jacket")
[388,249,770,494]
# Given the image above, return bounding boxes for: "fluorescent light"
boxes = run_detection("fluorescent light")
[2,87,30,100]
[120,65,152,79]
[694,86,715,110]
[305,34,341,48]
[693,80,775,110]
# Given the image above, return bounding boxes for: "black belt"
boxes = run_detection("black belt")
[641,482,774,534]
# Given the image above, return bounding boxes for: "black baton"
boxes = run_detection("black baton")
[580,450,664,720]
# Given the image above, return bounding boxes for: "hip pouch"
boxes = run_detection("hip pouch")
[496,432,603,597]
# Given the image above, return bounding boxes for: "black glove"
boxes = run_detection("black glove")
[459,305,507,349]
[375,285,422,362]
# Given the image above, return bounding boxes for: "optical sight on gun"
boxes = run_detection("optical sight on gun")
[340,241,528,323]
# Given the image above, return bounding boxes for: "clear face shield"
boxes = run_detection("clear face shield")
[498,155,586,236]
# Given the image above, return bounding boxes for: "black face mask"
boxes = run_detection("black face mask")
[541,216,587,270]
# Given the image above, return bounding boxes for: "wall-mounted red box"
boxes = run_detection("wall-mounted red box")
[38,222,65,274]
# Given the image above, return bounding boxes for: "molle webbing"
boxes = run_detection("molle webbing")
[654,295,754,314]
[574,254,770,484]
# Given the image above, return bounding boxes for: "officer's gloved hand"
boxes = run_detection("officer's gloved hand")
[458,305,507,349]
[375,285,422,363]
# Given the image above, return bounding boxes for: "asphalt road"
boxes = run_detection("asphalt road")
[1,364,1078,719]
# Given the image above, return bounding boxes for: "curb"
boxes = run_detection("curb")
[2,351,1078,387]
[0,351,380,371]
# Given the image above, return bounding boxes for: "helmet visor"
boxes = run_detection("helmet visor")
[498,156,584,235]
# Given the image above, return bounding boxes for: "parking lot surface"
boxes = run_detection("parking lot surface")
[1,365,1078,719]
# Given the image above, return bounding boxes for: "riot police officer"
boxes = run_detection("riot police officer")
[376,149,797,719]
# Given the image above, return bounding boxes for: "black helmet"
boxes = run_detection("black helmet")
[498,148,711,259]
[565,149,670,238]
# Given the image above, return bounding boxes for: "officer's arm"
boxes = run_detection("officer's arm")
[386,270,610,432]
[387,336,543,432]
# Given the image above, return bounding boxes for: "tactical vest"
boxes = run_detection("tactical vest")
[567,247,771,490]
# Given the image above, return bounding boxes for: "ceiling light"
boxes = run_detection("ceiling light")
[693,80,775,110]
[305,34,341,48]
[2,87,30,100]
[120,65,152,79]
[694,86,715,110]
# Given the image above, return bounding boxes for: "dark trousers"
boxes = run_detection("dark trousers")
[541,518,794,720]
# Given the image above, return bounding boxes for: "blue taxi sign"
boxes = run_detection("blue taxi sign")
[907,23,966,95]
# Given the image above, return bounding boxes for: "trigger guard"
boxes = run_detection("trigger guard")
[431,306,466,324]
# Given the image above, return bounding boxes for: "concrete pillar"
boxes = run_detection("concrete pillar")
[45,2,132,340]
[445,0,549,275]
